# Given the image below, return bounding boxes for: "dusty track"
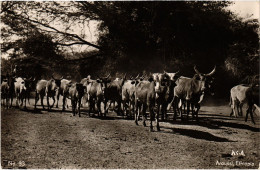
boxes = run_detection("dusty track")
[1,99,259,169]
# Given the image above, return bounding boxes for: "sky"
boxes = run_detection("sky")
[228,1,259,20]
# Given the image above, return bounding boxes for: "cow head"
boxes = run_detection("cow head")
[24,77,36,91]
[51,75,63,90]
[164,70,180,82]
[97,74,111,93]
[76,83,86,98]
[153,73,170,93]
[6,74,16,87]
[131,74,143,86]
[193,65,216,95]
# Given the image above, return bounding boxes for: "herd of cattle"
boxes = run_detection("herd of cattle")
[1,66,259,131]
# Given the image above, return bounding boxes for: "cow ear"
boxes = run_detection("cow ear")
[148,77,153,82]
[131,81,135,84]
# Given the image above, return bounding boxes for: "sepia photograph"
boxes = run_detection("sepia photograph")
[1,1,259,169]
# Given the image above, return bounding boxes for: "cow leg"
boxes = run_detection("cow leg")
[56,93,59,108]
[88,97,93,116]
[9,94,13,108]
[35,92,39,109]
[103,100,108,117]
[191,103,195,119]
[142,104,147,127]
[97,100,102,117]
[72,100,76,116]
[117,100,122,116]
[51,96,55,108]
[135,102,140,125]
[245,103,255,124]
[78,98,81,117]
[230,99,237,117]
[62,95,66,111]
[172,97,178,121]
[155,104,160,131]
[47,94,50,111]
[24,96,27,109]
[186,101,190,121]
[157,104,161,122]
[40,94,45,110]
[239,103,244,117]
[195,104,200,121]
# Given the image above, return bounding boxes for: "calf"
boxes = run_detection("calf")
[69,83,85,117]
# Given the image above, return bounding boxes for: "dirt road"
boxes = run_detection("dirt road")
[1,99,259,169]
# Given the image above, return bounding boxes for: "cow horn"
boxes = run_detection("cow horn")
[60,76,64,80]
[206,66,216,76]
[51,73,55,80]
[135,74,139,79]
[163,70,167,74]
[194,65,201,75]
[106,73,111,79]
[123,73,127,80]
[175,70,180,74]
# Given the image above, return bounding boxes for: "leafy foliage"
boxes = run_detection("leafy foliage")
[1,1,259,94]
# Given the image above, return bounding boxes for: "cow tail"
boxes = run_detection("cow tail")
[229,95,232,107]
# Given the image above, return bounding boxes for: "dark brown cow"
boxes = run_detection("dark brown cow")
[6,74,16,108]
[69,83,86,117]
[134,77,158,131]
[103,74,126,116]
[23,77,36,106]
[173,66,216,120]
[1,79,9,108]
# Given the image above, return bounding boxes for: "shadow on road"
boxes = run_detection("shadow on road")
[164,115,259,132]
[160,126,233,142]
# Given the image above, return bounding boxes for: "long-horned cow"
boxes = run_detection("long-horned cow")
[103,74,126,116]
[172,66,216,120]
